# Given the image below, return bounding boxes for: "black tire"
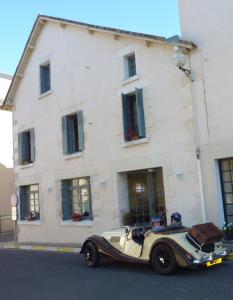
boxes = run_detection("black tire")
[151,243,177,275]
[84,242,100,268]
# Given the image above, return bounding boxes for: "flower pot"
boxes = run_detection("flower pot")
[72,217,82,222]
[224,232,233,241]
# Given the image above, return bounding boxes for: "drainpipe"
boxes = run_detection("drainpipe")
[188,55,207,223]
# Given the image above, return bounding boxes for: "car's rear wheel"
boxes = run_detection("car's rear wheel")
[84,242,100,267]
[151,243,177,275]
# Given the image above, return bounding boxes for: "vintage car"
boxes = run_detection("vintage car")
[80,223,227,275]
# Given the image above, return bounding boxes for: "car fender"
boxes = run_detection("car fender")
[150,237,195,267]
[80,235,149,264]
[80,237,98,254]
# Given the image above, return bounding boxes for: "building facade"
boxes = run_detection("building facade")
[0,73,14,232]
[5,16,203,244]
[179,0,233,226]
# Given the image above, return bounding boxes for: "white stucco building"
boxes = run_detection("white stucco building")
[4,15,205,244]
[0,73,13,229]
[6,2,233,244]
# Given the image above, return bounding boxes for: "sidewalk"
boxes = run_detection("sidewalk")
[0,233,81,253]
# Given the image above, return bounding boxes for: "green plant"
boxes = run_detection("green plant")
[222,223,233,234]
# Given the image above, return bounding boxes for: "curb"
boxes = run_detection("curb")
[227,253,233,261]
[2,244,81,253]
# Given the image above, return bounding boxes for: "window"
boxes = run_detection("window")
[122,88,146,141]
[124,53,136,79]
[18,128,35,165]
[40,63,51,94]
[61,177,92,221]
[219,158,233,223]
[19,184,40,221]
[62,111,84,155]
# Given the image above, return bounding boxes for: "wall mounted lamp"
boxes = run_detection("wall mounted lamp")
[173,46,194,81]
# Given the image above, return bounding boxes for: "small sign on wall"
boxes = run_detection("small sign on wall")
[10,193,18,207]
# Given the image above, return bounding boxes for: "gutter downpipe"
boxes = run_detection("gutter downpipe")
[188,55,207,223]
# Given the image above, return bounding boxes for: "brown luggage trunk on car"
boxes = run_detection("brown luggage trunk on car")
[188,223,223,245]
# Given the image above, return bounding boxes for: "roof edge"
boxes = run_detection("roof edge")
[39,14,196,48]
[3,15,196,107]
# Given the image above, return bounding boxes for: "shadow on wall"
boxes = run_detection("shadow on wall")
[0,162,14,216]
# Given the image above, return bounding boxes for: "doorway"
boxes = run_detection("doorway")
[127,168,166,224]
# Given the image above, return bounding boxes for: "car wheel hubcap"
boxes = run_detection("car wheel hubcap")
[156,250,170,268]
[85,248,93,262]
[159,257,165,264]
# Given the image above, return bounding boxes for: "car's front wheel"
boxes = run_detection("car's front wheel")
[151,243,177,275]
[84,242,100,267]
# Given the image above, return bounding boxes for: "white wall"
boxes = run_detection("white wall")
[13,21,202,243]
[179,0,233,226]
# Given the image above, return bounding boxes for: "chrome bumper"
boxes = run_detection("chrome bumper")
[192,249,227,265]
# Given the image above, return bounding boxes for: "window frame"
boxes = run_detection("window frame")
[62,111,84,155]
[122,88,146,142]
[19,184,40,221]
[61,176,92,221]
[219,158,233,224]
[18,128,35,165]
[40,61,51,95]
[124,52,137,79]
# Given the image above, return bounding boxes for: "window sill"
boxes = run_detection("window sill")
[60,220,93,227]
[63,152,83,160]
[38,90,52,99]
[18,220,42,225]
[19,163,34,169]
[122,74,139,85]
[122,137,149,148]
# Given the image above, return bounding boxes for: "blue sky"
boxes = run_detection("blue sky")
[0,0,180,75]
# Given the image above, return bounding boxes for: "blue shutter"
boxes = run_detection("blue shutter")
[30,128,35,162]
[87,177,93,219]
[45,64,51,91]
[22,132,30,163]
[68,117,75,153]
[122,93,130,141]
[20,186,28,220]
[61,180,72,220]
[62,116,69,154]
[77,111,84,151]
[135,88,146,138]
[18,133,23,165]
[40,66,45,94]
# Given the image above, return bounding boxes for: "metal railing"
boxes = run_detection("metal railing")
[0,215,13,234]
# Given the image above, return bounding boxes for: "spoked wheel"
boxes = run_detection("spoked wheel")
[84,242,100,267]
[151,244,177,275]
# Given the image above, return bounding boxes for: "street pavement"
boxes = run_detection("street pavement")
[0,249,232,300]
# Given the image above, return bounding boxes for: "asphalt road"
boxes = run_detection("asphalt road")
[0,249,232,300]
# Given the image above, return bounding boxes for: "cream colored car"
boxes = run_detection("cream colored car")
[80,223,226,275]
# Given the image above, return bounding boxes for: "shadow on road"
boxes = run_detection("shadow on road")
[0,232,14,243]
